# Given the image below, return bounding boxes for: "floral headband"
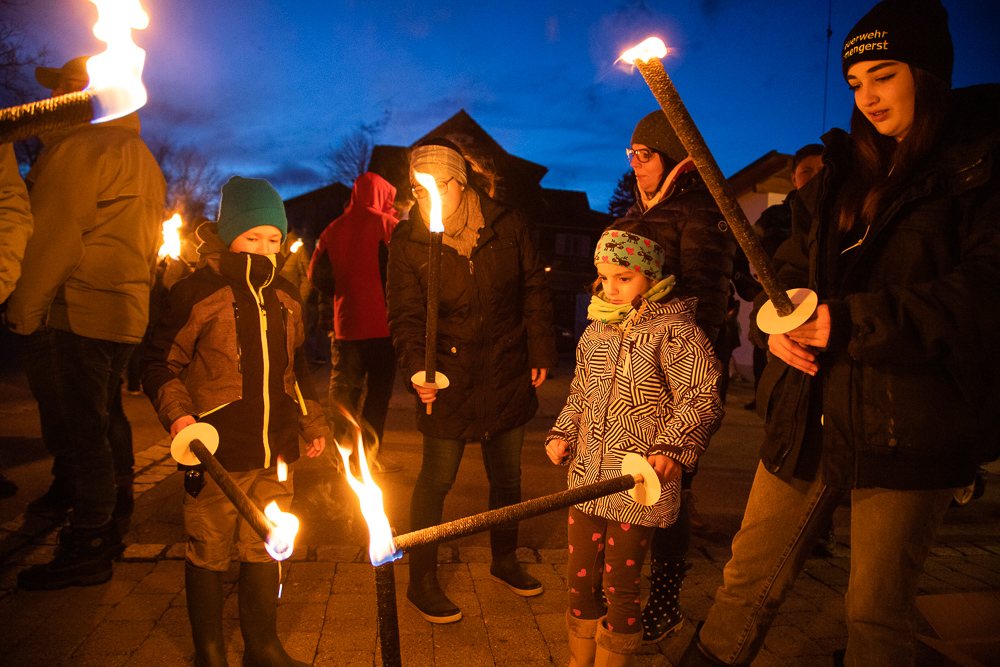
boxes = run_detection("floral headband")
[594,230,665,280]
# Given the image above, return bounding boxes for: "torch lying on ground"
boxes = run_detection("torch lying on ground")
[619,37,817,334]
[171,423,300,561]
[0,0,151,145]
[337,416,663,667]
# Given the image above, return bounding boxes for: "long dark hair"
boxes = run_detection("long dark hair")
[410,136,498,199]
[837,66,951,233]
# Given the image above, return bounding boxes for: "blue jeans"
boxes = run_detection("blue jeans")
[409,425,525,562]
[22,329,134,528]
[699,462,954,666]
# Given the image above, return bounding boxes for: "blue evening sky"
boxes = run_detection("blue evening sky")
[19,0,1000,211]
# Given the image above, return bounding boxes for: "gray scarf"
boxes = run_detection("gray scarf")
[438,188,485,258]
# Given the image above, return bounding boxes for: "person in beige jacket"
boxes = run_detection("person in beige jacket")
[8,56,166,591]
[0,142,33,498]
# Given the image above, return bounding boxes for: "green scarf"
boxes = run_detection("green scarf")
[587,276,676,325]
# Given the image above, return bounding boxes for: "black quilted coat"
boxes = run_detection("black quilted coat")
[756,84,1000,490]
[387,190,558,441]
[623,172,736,342]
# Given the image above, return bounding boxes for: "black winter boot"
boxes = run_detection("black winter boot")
[641,558,686,642]
[17,522,121,590]
[406,545,462,623]
[489,527,542,596]
[238,561,309,667]
[26,475,74,521]
[185,562,228,667]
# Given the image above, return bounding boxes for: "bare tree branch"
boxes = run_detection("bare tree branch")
[321,110,391,186]
[148,139,224,228]
[0,0,49,169]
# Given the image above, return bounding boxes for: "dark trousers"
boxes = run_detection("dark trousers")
[22,328,135,528]
[409,426,525,567]
[566,507,654,632]
[328,336,396,454]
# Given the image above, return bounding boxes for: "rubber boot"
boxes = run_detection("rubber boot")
[566,610,598,667]
[238,561,309,667]
[489,526,542,596]
[641,558,686,642]
[594,616,641,667]
[406,544,461,623]
[185,562,228,667]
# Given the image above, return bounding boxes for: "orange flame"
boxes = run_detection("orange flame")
[617,37,669,65]
[157,213,182,259]
[413,171,444,234]
[263,501,299,561]
[338,442,399,566]
[289,239,303,254]
[277,459,288,482]
[86,0,150,122]
[331,403,400,565]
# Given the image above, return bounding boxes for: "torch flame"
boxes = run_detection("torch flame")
[617,37,669,65]
[85,0,150,123]
[338,441,400,566]
[263,501,300,561]
[289,239,303,254]
[277,459,288,482]
[157,213,183,259]
[413,171,444,234]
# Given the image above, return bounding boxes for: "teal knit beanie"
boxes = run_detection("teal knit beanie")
[217,176,288,246]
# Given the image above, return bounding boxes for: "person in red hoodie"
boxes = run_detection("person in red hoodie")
[309,172,400,472]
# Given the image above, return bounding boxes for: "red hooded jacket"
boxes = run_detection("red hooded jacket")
[309,173,398,340]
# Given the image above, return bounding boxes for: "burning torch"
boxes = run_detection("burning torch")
[618,37,817,334]
[409,171,450,415]
[337,396,662,667]
[171,423,300,561]
[0,0,151,145]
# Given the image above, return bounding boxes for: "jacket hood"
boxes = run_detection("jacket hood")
[39,111,142,149]
[194,220,287,274]
[348,172,397,219]
[938,84,1000,166]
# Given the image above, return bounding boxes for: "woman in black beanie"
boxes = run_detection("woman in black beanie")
[678,1,1000,665]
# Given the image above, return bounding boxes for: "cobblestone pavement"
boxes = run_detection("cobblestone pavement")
[1,362,998,666]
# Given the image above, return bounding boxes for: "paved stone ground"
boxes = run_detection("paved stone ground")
[1,356,998,666]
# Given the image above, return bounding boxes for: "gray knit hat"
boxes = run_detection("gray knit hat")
[842,0,953,86]
[217,176,288,246]
[631,111,687,165]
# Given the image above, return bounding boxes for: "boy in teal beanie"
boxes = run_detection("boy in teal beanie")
[142,175,325,667]
[217,175,288,248]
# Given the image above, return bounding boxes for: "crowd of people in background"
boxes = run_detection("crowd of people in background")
[0,0,997,665]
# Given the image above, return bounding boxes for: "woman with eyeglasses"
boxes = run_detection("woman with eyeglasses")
[622,113,737,644]
[386,137,557,624]
[680,1,1000,665]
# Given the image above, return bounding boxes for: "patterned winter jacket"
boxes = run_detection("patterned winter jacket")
[141,222,328,472]
[546,296,723,527]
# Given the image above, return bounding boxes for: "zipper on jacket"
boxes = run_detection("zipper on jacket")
[246,257,275,468]
[294,381,308,416]
[469,259,474,275]
[232,303,243,374]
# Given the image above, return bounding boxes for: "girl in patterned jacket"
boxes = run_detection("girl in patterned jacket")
[546,220,724,665]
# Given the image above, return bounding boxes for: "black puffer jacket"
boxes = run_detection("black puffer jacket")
[624,171,736,341]
[756,84,1000,491]
[387,191,558,440]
